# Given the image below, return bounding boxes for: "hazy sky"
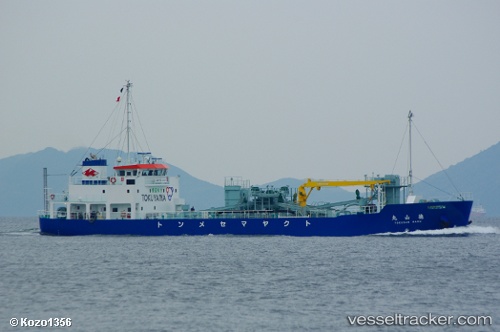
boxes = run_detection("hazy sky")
[1,1,499,186]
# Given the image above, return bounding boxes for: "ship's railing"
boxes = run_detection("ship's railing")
[48,193,108,204]
[224,176,250,188]
[63,194,107,202]
[38,210,50,218]
[140,205,380,220]
[135,210,301,220]
[408,192,474,202]
[47,195,103,203]
[142,210,281,220]
[40,205,383,220]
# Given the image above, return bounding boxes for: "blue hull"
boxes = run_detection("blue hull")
[39,201,472,236]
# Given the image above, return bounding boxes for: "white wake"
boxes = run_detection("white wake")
[377,224,500,236]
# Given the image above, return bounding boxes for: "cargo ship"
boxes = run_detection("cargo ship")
[38,82,473,236]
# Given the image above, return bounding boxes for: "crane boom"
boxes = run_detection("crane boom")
[297,178,391,207]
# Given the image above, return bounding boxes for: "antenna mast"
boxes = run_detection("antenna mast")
[408,110,413,194]
[125,80,133,162]
[43,167,48,213]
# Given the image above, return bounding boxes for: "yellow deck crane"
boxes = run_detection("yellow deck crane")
[297,178,392,207]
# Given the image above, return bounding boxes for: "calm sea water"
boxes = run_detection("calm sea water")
[1,217,498,332]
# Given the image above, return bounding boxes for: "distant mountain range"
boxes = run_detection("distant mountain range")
[413,141,500,215]
[1,142,498,217]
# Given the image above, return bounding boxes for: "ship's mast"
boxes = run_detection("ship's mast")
[43,167,48,213]
[408,110,413,194]
[125,80,133,163]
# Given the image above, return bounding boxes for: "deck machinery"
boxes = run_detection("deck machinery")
[214,175,405,218]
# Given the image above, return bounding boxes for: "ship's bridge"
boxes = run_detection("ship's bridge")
[112,163,169,186]
[113,152,169,178]
[78,156,169,185]
[113,163,168,177]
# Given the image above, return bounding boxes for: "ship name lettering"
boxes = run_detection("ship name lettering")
[284,220,290,227]
[263,220,269,227]
[142,194,167,202]
[199,221,205,227]
[394,219,423,224]
[394,220,410,225]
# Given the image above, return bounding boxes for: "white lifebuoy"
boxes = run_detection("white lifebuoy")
[50,194,55,200]
[110,177,116,184]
